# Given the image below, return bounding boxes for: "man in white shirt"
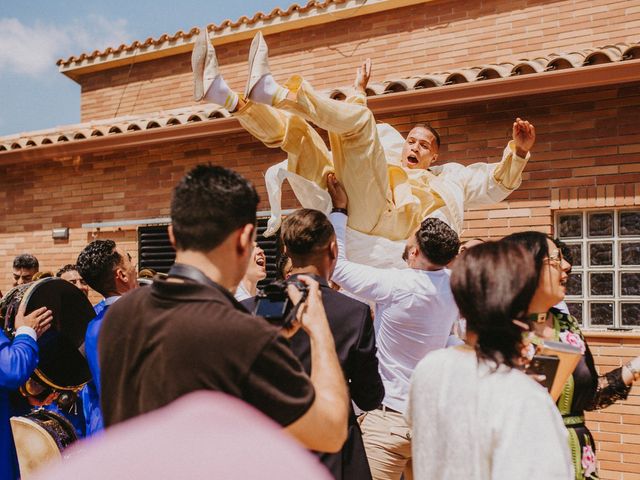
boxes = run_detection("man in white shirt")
[327,174,460,480]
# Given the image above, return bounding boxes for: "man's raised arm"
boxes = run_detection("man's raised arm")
[492,117,536,190]
[326,174,397,303]
[459,117,536,208]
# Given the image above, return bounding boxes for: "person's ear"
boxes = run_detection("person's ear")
[168,225,177,249]
[430,152,438,165]
[238,224,255,256]
[115,265,128,285]
[329,240,338,261]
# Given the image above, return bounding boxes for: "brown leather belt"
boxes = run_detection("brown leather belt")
[377,405,401,414]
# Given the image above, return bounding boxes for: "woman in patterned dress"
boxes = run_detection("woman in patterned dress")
[503,231,640,480]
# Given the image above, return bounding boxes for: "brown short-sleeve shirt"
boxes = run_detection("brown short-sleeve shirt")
[99,276,315,427]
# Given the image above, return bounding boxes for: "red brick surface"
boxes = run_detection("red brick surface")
[4,88,640,479]
[78,0,639,121]
[3,0,639,476]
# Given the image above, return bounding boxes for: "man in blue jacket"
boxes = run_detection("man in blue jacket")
[76,240,137,435]
[1,302,52,480]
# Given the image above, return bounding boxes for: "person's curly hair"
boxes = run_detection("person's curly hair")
[415,218,460,266]
[56,264,78,277]
[76,240,121,297]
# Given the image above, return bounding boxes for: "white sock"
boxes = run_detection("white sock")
[204,75,239,112]
[249,74,288,105]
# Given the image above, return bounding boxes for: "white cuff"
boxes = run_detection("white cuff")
[15,326,37,342]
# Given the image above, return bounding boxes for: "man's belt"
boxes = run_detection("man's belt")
[377,404,402,415]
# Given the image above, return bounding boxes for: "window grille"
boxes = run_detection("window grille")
[555,209,640,329]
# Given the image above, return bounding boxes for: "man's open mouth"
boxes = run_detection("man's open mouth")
[406,155,419,166]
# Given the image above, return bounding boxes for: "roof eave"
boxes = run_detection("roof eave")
[7,59,640,164]
[58,0,430,82]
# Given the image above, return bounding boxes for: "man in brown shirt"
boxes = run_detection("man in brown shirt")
[99,164,348,453]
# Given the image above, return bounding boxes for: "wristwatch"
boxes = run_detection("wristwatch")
[331,207,348,215]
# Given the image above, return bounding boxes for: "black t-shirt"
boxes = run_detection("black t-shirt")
[98,275,315,428]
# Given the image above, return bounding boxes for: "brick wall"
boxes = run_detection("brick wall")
[3,82,639,299]
[586,333,640,480]
[78,0,639,121]
[3,82,639,477]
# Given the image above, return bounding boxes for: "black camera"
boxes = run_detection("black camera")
[254,279,308,328]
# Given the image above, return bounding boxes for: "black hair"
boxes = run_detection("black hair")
[281,209,334,262]
[56,264,78,277]
[412,123,441,148]
[171,164,259,252]
[76,240,121,297]
[275,253,292,281]
[13,254,39,271]
[416,218,459,266]
[502,231,552,291]
[451,241,538,368]
[553,238,573,267]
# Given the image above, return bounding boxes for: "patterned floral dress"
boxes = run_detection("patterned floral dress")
[549,309,631,480]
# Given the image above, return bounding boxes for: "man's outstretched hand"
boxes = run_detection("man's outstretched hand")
[327,173,348,210]
[513,118,535,158]
[354,58,372,94]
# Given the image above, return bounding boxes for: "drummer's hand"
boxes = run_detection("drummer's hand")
[15,303,52,338]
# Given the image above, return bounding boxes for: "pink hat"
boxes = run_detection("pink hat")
[35,391,331,480]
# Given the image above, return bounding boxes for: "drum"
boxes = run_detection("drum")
[0,277,95,392]
[11,409,78,478]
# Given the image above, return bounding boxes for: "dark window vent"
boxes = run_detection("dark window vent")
[137,218,280,286]
[137,225,176,273]
[256,219,280,288]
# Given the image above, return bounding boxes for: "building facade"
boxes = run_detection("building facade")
[1,0,639,476]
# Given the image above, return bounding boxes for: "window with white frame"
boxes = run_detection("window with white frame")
[555,209,640,329]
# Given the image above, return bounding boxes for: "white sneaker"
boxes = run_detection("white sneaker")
[244,31,271,100]
[191,28,220,101]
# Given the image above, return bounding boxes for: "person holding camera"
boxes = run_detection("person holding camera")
[244,208,384,479]
[98,165,349,455]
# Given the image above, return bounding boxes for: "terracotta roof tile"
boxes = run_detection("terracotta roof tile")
[6,42,638,153]
[56,1,347,68]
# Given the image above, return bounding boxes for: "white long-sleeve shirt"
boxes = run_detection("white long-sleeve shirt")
[408,347,572,480]
[330,212,459,413]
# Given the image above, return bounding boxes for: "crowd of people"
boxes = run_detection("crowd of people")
[0,28,639,480]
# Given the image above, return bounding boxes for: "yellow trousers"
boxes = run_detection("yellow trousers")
[236,76,428,241]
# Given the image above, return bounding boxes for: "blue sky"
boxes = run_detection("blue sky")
[0,0,284,137]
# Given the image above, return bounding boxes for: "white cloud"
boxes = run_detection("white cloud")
[0,15,130,76]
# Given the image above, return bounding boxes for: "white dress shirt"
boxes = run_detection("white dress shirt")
[330,212,459,414]
[234,283,252,302]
